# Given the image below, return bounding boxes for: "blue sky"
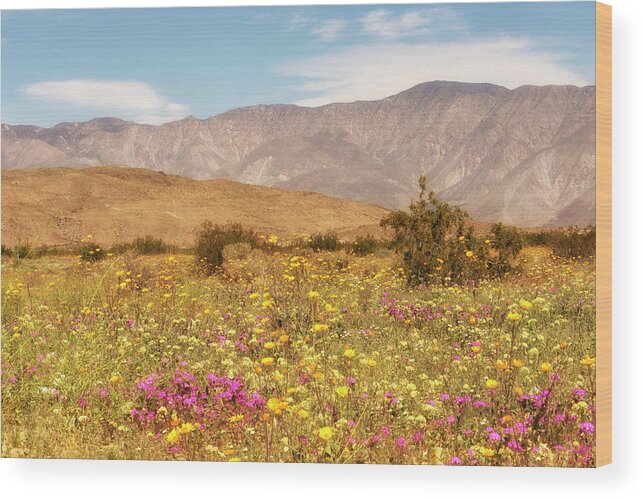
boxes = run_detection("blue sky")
[1,2,596,126]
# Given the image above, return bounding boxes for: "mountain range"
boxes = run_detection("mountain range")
[1,81,596,227]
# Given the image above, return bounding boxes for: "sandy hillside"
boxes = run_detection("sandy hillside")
[1,166,390,247]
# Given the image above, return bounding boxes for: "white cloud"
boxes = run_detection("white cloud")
[361,8,463,38]
[282,38,592,107]
[312,19,348,41]
[24,79,189,124]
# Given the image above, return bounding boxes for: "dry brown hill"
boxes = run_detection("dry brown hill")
[0,167,389,247]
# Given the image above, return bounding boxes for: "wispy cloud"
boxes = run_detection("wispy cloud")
[283,38,592,107]
[287,13,309,31]
[23,79,189,124]
[312,19,348,41]
[361,8,464,38]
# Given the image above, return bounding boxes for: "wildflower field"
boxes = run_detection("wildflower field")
[1,245,596,466]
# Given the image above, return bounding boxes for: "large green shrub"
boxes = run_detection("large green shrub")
[381,176,493,285]
[381,176,527,285]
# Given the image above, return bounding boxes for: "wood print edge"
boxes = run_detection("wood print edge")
[595,0,612,467]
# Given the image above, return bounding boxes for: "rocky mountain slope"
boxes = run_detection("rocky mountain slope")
[1,81,596,226]
[0,167,388,247]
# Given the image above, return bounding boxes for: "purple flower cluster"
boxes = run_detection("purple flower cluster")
[131,370,265,428]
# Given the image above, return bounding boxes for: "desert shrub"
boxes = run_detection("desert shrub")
[283,237,313,255]
[1,245,13,257]
[309,232,340,252]
[350,235,379,256]
[109,242,135,255]
[489,223,524,277]
[11,243,33,259]
[132,235,169,255]
[381,176,497,286]
[79,243,106,262]
[108,237,170,255]
[523,226,595,259]
[222,242,253,261]
[254,234,281,254]
[194,221,258,275]
[553,226,596,258]
[2,244,67,259]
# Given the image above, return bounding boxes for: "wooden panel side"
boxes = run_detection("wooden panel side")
[595,1,612,468]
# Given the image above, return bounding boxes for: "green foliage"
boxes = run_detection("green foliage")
[523,226,596,259]
[194,221,259,275]
[382,176,489,285]
[132,235,169,255]
[489,223,524,277]
[350,235,379,256]
[79,243,106,262]
[3,242,34,259]
[108,242,135,255]
[381,176,526,285]
[309,232,340,252]
[108,236,172,255]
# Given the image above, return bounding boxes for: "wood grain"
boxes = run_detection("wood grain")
[596,1,612,467]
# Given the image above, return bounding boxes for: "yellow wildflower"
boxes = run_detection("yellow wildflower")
[311,323,329,333]
[166,429,181,444]
[507,311,522,322]
[486,379,499,389]
[318,426,334,441]
[335,386,349,398]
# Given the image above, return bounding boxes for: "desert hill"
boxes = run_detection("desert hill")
[0,167,389,247]
[1,81,596,227]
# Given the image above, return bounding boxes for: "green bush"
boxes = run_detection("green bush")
[132,235,168,255]
[109,242,134,255]
[350,235,379,256]
[79,243,106,262]
[489,223,524,277]
[194,221,258,275]
[11,243,33,259]
[380,176,526,285]
[523,226,595,259]
[309,232,340,252]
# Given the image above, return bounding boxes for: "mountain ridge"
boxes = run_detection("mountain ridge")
[1,80,596,227]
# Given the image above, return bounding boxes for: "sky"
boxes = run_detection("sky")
[1,2,596,126]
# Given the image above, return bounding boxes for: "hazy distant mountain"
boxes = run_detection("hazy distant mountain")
[1,81,596,227]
